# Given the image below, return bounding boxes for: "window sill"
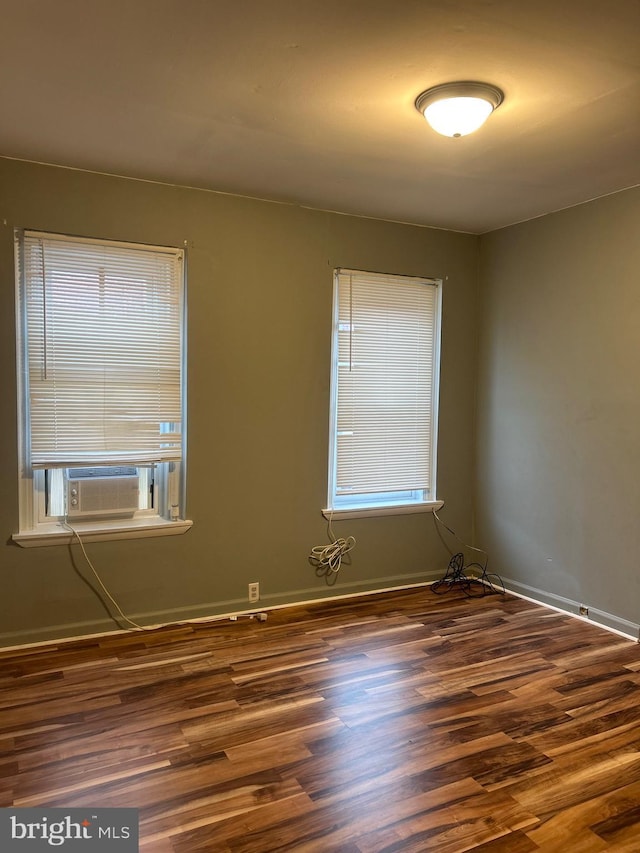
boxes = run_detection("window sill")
[12,517,193,548]
[322,500,443,521]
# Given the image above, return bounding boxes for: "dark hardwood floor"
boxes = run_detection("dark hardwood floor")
[2,586,640,851]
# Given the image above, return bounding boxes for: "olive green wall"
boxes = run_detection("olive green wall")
[476,186,640,637]
[0,157,479,646]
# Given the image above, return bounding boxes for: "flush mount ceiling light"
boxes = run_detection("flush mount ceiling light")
[415,81,504,138]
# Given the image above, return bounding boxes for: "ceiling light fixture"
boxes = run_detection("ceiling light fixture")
[415,81,504,138]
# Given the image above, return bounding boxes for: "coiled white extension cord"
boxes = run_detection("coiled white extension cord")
[309,514,356,579]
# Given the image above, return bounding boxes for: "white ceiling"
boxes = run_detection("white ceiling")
[1,0,638,233]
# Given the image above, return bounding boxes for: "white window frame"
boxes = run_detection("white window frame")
[13,230,192,547]
[325,268,444,519]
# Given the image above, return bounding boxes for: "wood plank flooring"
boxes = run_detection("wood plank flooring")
[2,587,640,851]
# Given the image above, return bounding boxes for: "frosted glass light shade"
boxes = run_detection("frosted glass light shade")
[425,96,493,137]
[415,82,503,138]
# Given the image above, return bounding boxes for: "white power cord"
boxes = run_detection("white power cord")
[62,522,273,633]
[62,521,147,631]
[309,514,356,580]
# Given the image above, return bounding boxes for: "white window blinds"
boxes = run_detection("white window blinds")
[19,231,184,468]
[331,268,441,503]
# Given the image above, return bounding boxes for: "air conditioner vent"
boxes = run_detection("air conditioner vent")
[66,469,139,518]
[67,466,138,479]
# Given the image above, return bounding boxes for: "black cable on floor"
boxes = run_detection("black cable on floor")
[431,510,505,598]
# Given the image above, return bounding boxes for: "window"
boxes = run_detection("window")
[13,230,190,546]
[326,268,442,517]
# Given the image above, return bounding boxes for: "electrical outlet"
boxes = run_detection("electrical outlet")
[248,582,260,603]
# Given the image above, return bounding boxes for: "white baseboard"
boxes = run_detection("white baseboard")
[502,577,640,642]
[3,569,637,651]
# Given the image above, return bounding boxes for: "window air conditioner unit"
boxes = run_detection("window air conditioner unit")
[65,467,139,518]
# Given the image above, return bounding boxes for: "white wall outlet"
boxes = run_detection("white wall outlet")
[248,582,260,603]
